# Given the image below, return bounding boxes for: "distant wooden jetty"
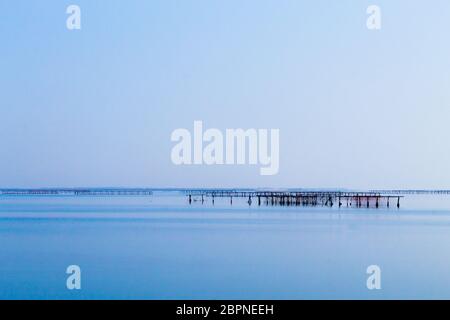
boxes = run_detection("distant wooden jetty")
[0,188,153,196]
[185,190,404,208]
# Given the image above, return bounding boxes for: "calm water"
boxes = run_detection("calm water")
[1,193,450,299]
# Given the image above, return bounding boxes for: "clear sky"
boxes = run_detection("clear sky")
[1,0,450,189]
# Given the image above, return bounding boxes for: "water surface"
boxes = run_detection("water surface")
[1,193,450,299]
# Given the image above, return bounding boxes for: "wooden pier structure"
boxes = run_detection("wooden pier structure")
[185,190,403,208]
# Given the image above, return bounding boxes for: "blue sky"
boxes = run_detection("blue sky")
[1,0,450,189]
